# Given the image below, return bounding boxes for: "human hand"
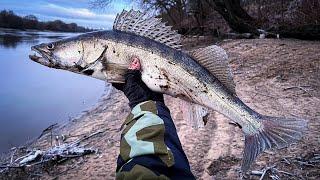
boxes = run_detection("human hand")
[128,56,141,70]
[113,56,164,109]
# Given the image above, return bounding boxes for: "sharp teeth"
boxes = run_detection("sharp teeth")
[32,51,42,58]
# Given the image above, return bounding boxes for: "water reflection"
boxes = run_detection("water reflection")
[0,34,43,48]
[0,28,71,48]
[0,34,24,48]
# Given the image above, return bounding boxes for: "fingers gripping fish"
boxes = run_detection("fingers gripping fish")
[29,10,307,173]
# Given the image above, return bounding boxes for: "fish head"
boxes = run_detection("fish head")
[29,41,82,69]
[29,33,127,83]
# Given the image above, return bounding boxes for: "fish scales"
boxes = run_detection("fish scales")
[104,31,258,131]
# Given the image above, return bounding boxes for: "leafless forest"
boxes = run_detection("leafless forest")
[92,0,320,39]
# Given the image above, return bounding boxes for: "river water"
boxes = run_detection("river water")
[0,28,106,153]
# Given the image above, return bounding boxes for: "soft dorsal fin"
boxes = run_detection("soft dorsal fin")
[190,45,236,94]
[113,9,182,50]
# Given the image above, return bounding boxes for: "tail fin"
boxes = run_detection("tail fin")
[242,116,307,172]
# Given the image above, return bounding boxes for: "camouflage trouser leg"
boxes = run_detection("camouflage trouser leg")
[116,101,195,180]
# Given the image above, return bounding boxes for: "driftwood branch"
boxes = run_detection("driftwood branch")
[0,129,106,174]
[251,165,285,180]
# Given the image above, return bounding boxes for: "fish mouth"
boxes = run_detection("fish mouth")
[29,46,53,67]
[29,46,81,73]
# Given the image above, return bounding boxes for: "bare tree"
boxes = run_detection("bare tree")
[90,0,187,27]
[141,0,187,25]
[89,0,114,9]
[91,0,320,39]
[194,0,259,34]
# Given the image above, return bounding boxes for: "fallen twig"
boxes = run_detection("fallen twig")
[0,129,105,174]
[269,174,280,180]
[20,150,44,164]
[37,123,59,139]
[259,166,271,180]
[283,85,312,91]
[294,160,316,167]
[281,157,291,165]
[0,165,22,169]
[277,170,295,177]
[251,165,280,180]
[251,170,263,176]
[13,151,33,163]
[283,85,320,102]
[10,148,17,164]
[69,129,105,146]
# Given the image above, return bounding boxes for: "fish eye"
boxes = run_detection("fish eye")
[47,43,54,50]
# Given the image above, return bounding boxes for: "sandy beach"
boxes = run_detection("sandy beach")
[1,38,319,179]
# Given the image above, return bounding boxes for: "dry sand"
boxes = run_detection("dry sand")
[1,38,319,180]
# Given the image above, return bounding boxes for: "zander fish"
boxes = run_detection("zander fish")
[29,10,307,172]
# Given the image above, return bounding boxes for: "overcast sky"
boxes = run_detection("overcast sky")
[0,0,137,29]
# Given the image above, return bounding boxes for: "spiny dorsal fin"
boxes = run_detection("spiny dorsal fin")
[113,9,182,50]
[190,45,236,94]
